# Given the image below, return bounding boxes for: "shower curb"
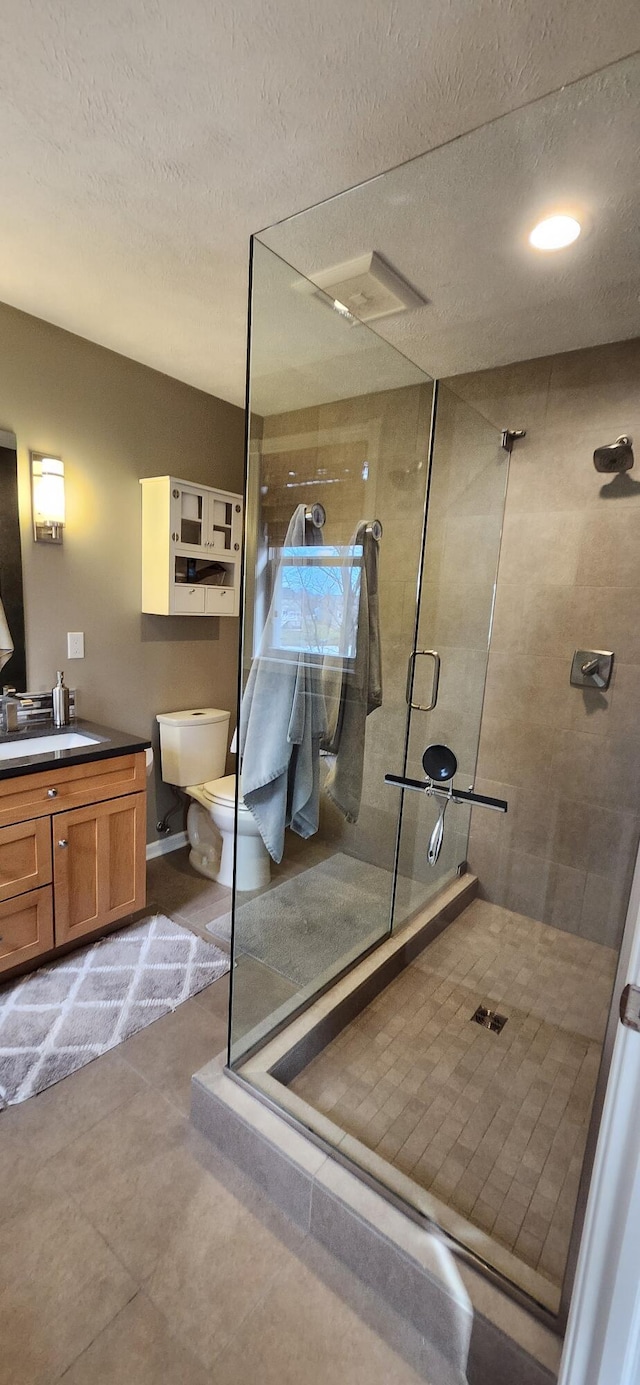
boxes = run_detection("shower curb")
[191,1056,561,1385]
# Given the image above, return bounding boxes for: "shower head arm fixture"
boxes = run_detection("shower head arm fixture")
[501,428,526,454]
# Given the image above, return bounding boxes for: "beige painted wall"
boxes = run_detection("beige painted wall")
[456,337,640,949]
[0,301,245,841]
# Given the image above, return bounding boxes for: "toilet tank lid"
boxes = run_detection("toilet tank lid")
[156,708,230,727]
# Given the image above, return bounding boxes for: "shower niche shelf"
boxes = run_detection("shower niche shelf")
[140,475,243,616]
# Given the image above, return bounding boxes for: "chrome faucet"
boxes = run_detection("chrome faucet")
[1,687,19,734]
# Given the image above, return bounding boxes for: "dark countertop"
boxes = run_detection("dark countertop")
[0,719,151,782]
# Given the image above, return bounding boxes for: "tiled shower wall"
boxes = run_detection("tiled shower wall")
[260,383,431,872]
[458,337,640,949]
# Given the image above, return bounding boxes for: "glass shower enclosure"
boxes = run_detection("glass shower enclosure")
[229,239,508,1065]
[226,54,640,1326]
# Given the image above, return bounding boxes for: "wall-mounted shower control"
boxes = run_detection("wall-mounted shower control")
[570,649,614,691]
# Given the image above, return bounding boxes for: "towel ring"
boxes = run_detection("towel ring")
[366,519,383,541]
[305,503,326,530]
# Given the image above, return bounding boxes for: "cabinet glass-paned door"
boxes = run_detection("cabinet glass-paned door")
[171,483,206,550]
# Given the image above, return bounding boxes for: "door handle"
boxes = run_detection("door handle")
[385,772,508,813]
[620,983,640,1031]
[406,651,441,711]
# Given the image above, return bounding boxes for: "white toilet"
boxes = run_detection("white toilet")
[156,708,271,891]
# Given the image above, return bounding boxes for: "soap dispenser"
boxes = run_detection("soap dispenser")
[52,671,70,728]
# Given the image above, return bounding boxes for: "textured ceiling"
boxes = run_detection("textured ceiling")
[1,1,640,405]
[259,56,640,396]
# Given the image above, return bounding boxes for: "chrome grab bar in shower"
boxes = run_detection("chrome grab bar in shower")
[384,772,508,813]
[405,650,441,711]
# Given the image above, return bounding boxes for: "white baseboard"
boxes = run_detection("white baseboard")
[146,830,188,861]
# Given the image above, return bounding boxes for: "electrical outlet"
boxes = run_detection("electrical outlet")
[67,632,84,659]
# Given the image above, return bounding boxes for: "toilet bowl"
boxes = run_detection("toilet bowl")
[156,707,271,891]
[186,774,271,891]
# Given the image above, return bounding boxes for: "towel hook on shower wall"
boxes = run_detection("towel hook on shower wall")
[304,503,326,530]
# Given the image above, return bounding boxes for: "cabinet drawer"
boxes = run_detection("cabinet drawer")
[0,819,52,902]
[173,585,205,613]
[0,753,147,828]
[204,586,236,616]
[0,887,54,974]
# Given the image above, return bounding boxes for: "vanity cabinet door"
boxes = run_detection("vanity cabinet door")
[53,792,146,945]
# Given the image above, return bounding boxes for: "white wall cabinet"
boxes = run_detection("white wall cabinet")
[140,475,243,616]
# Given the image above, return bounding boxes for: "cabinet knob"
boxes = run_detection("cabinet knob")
[234,543,240,551]
[58,839,68,848]
[47,788,58,798]
[235,504,241,512]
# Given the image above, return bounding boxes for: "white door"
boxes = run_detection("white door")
[559,846,640,1385]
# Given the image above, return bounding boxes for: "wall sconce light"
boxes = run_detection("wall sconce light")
[30,452,65,543]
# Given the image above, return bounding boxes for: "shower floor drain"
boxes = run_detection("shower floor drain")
[471,1005,508,1034]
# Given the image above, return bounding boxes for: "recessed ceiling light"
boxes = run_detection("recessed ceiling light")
[529,215,581,251]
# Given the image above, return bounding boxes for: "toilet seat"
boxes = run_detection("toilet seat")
[202,773,250,812]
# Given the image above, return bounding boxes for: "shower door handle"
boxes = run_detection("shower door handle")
[384,773,508,812]
[406,651,440,711]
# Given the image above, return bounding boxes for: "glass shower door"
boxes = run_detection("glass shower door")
[392,382,510,926]
[229,238,434,1062]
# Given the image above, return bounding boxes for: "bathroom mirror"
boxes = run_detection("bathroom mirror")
[0,430,27,691]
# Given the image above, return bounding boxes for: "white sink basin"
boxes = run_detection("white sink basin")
[0,732,103,762]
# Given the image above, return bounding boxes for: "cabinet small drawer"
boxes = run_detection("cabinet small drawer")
[0,753,147,828]
[173,585,205,614]
[0,886,54,973]
[0,819,52,902]
[205,586,236,616]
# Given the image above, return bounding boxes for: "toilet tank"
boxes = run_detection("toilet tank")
[156,708,231,787]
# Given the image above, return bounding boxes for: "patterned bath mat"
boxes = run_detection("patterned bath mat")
[207,853,394,985]
[0,914,229,1108]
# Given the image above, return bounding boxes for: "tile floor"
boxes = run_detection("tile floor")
[291,898,618,1288]
[146,846,298,1038]
[0,965,439,1384]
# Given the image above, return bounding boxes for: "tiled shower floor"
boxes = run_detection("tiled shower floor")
[290,899,618,1289]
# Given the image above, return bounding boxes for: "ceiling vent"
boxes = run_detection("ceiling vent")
[310,251,426,323]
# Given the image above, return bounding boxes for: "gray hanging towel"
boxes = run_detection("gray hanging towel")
[238,504,327,863]
[321,521,382,823]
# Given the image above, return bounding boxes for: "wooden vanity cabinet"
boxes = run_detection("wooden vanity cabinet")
[0,752,147,975]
